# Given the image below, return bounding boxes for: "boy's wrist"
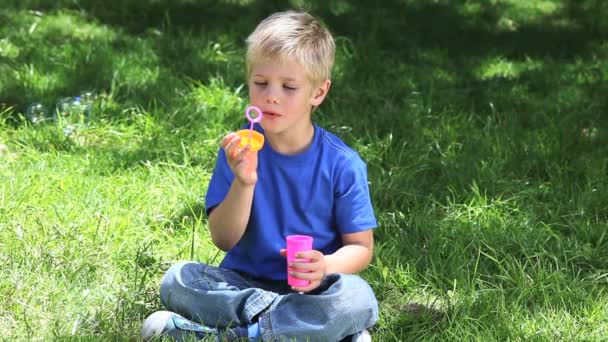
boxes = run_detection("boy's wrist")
[324,254,336,274]
[234,177,256,189]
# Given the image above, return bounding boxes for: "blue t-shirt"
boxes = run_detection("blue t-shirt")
[205,124,377,280]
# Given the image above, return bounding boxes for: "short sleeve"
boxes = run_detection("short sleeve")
[334,155,377,234]
[205,148,234,216]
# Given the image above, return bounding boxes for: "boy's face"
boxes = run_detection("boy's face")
[248,58,330,137]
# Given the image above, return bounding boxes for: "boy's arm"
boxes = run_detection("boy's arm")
[208,180,255,251]
[207,132,259,251]
[324,230,374,274]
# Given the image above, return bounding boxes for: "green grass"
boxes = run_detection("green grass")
[1,0,607,340]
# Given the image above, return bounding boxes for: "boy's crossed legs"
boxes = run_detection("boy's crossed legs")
[143,261,378,341]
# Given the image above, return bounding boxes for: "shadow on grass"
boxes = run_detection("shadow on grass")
[2,0,606,106]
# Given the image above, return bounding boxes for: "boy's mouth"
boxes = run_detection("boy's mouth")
[263,111,281,119]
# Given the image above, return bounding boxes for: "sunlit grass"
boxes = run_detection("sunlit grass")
[475,56,544,80]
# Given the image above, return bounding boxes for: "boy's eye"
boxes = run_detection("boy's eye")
[254,81,267,86]
[283,85,297,91]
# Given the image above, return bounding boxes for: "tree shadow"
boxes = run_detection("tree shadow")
[4,0,606,119]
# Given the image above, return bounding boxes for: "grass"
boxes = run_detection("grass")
[1,0,607,340]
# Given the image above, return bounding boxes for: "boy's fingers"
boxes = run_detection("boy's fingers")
[235,144,250,160]
[290,270,316,281]
[232,147,251,168]
[291,278,322,293]
[221,132,237,149]
[295,250,320,260]
[290,261,315,271]
[224,135,242,157]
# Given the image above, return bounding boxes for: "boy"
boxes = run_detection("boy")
[142,10,378,341]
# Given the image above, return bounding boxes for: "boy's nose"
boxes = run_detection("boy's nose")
[266,97,279,104]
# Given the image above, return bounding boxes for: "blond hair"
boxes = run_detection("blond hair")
[245,11,335,85]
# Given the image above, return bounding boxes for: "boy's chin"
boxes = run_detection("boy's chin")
[259,122,277,133]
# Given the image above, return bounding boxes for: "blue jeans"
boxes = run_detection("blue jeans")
[160,261,379,341]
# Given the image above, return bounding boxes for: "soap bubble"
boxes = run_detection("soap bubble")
[78,90,97,117]
[63,124,75,137]
[25,102,50,124]
[56,96,88,124]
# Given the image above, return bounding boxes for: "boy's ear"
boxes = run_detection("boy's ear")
[310,79,331,107]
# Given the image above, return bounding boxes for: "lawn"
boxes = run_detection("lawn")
[1,0,607,340]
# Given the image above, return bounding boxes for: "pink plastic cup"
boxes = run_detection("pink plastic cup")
[286,235,313,287]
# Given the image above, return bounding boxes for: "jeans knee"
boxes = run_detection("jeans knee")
[343,275,379,328]
[160,261,190,307]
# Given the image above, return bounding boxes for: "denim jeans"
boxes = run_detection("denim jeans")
[160,261,379,341]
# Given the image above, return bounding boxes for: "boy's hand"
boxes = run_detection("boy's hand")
[280,249,327,293]
[221,132,258,186]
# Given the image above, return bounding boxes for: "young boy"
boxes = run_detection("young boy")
[142,10,378,341]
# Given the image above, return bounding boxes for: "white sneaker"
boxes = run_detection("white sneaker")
[142,311,175,341]
[141,310,219,341]
[351,329,372,342]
